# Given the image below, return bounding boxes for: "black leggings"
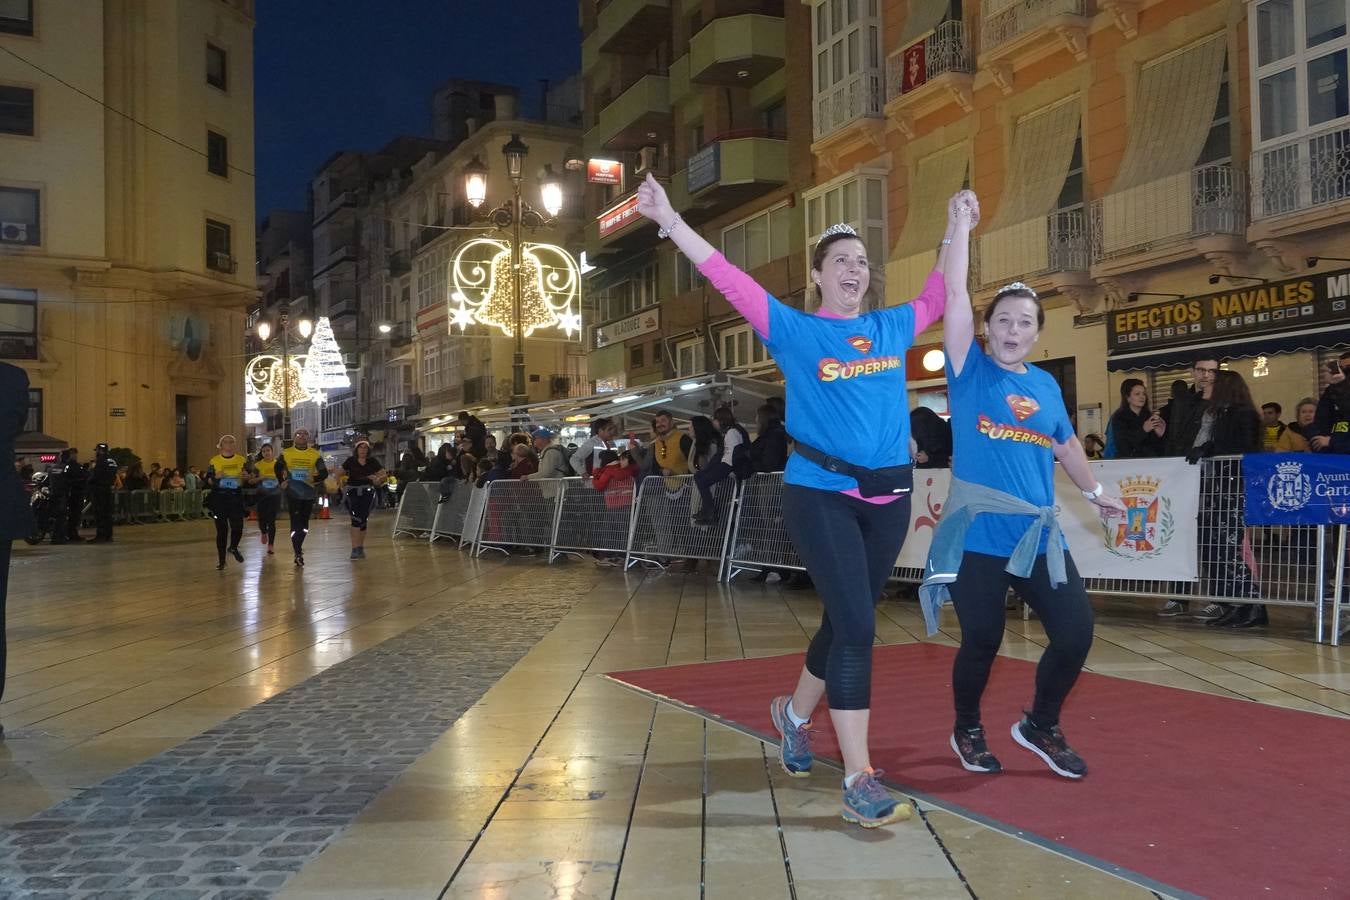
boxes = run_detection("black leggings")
[212,493,244,561]
[346,489,374,530]
[289,498,315,555]
[256,494,280,546]
[693,461,733,516]
[949,551,1094,731]
[783,483,911,710]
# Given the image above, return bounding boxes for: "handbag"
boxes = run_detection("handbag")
[793,441,913,498]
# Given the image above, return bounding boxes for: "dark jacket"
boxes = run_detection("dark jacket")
[910,408,952,468]
[88,453,119,488]
[1313,382,1350,453]
[1163,388,1208,457]
[0,363,35,540]
[460,416,488,455]
[1191,406,1262,460]
[749,422,789,473]
[1108,407,1165,459]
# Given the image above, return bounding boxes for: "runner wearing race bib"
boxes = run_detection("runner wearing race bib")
[921,217,1126,780]
[206,435,252,570]
[253,443,281,556]
[278,429,327,568]
[341,437,387,560]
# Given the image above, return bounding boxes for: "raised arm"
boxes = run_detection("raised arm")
[636,173,770,337]
[942,192,979,377]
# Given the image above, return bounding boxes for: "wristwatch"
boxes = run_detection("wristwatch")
[1081,483,1104,501]
[658,214,684,239]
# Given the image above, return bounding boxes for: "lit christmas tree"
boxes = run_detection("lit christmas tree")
[300,316,351,391]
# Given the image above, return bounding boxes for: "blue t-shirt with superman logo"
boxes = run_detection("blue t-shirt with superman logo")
[765,298,917,493]
[948,336,1074,556]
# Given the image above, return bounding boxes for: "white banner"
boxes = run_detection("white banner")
[896,458,1201,582]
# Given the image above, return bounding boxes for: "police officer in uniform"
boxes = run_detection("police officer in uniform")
[89,443,119,543]
[63,447,87,542]
[47,449,70,545]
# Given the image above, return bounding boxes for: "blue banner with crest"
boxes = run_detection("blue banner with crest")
[1243,453,1350,525]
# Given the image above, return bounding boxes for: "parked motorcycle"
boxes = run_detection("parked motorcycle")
[25,469,52,545]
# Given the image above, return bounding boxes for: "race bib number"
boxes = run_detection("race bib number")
[218,477,240,490]
[261,478,278,489]
[291,468,310,482]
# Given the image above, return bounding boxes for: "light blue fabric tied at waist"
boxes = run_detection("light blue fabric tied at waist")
[918,476,1067,636]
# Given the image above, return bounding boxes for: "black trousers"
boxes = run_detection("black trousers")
[0,540,10,705]
[66,489,83,539]
[289,498,316,555]
[346,489,374,530]
[256,494,280,546]
[212,493,244,561]
[92,486,113,540]
[782,483,911,710]
[949,550,1095,731]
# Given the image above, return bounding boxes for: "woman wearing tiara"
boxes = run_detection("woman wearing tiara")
[637,172,976,829]
[919,222,1126,779]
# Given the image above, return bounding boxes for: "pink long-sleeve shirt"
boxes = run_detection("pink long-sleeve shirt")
[697,252,946,502]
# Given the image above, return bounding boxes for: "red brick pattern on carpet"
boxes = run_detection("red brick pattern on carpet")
[608,643,1349,899]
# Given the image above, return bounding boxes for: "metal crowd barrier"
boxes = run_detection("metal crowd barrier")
[392,482,440,538]
[461,486,489,552]
[723,473,805,581]
[430,481,473,543]
[475,478,561,557]
[626,474,738,571]
[550,477,636,562]
[1332,524,1349,647]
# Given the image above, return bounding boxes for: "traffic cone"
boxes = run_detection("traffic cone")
[319,506,330,520]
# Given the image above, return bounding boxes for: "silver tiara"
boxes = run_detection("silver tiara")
[997,281,1038,299]
[817,223,858,245]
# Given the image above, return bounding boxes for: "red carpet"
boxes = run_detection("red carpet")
[607,643,1349,899]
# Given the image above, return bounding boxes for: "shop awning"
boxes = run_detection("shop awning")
[891,143,969,260]
[987,96,1081,229]
[16,431,69,455]
[1106,323,1348,371]
[417,373,781,434]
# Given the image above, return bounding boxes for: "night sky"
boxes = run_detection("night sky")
[252,0,582,216]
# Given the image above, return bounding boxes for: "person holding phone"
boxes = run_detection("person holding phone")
[1311,354,1350,454]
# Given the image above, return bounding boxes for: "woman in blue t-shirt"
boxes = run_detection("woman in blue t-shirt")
[637,172,974,829]
[924,215,1126,780]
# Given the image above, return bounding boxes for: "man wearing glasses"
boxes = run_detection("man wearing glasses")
[1164,356,1220,458]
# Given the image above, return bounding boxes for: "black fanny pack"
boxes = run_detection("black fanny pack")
[793,441,913,498]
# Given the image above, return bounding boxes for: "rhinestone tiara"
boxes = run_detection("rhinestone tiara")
[817,223,858,245]
[996,281,1039,299]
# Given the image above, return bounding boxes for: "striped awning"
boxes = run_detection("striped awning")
[1111,34,1227,192]
[891,143,969,260]
[988,96,1081,229]
[899,0,952,44]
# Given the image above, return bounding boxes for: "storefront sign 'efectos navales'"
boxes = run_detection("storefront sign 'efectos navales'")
[1108,267,1350,355]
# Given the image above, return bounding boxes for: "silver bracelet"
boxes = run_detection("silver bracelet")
[940,238,953,246]
[658,214,684,240]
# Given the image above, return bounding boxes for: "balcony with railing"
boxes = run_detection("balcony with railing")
[584,0,671,73]
[813,69,884,145]
[463,374,496,406]
[1250,123,1350,233]
[884,20,974,132]
[327,294,358,319]
[689,13,785,87]
[972,209,1091,292]
[979,0,1089,93]
[388,321,412,347]
[584,72,671,154]
[669,129,789,220]
[387,249,411,276]
[1091,163,1246,272]
[321,395,356,432]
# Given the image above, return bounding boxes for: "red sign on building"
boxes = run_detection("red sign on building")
[597,193,643,238]
[587,158,623,185]
[902,42,927,94]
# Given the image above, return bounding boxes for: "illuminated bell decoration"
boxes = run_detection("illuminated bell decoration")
[447,237,581,339]
[246,354,317,407]
[244,379,264,425]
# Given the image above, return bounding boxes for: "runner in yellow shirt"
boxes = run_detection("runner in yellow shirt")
[276,428,328,568]
[206,434,253,570]
[252,443,282,556]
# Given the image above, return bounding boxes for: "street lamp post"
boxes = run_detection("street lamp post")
[464,134,565,409]
[255,313,313,441]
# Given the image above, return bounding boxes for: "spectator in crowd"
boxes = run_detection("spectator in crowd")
[749,404,789,474]
[1276,397,1317,451]
[124,461,149,491]
[688,415,723,523]
[457,447,479,482]
[148,462,163,491]
[641,410,693,478]
[528,428,570,480]
[1186,369,1264,627]
[476,450,512,488]
[184,466,200,491]
[509,442,539,479]
[910,407,952,468]
[691,407,748,525]
[457,410,488,455]
[571,417,618,477]
[424,443,456,482]
[165,469,186,490]
[1163,362,1218,457]
[1311,351,1350,454]
[592,448,640,515]
[113,465,127,490]
[1260,402,1287,452]
[451,436,476,481]
[1082,434,1105,460]
[484,434,498,454]
[1108,379,1166,459]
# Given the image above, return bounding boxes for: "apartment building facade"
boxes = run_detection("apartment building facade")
[1,0,257,469]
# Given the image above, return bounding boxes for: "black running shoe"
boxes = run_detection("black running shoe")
[1011,716,1087,779]
[951,725,1002,774]
[294,554,304,568]
[215,559,226,570]
[230,548,244,563]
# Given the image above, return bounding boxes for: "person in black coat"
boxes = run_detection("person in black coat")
[1164,356,1220,456]
[748,404,789,474]
[88,442,119,542]
[1108,379,1166,459]
[1,363,37,738]
[910,406,952,468]
[457,411,488,456]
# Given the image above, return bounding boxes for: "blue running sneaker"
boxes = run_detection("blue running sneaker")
[841,768,912,828]
[769,695,812,777]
